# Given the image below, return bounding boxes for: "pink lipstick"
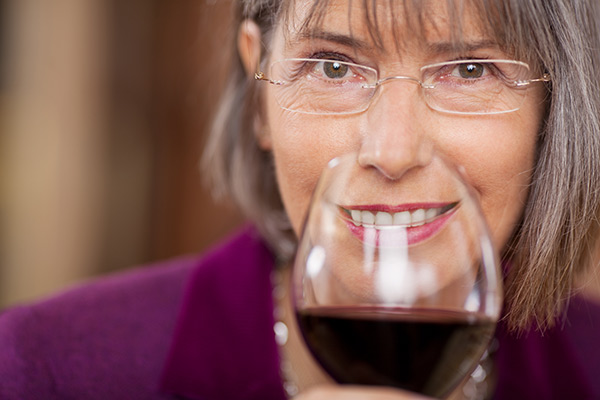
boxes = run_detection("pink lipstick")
[339,202,459,246]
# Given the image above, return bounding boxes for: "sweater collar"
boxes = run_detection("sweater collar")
[160,226,286,400]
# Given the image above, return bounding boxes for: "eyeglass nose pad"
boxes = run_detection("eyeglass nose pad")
[364,75,425,111]
[363,83,385,111]
[377,75,422,86]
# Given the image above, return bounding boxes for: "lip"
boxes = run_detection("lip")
[339,202,459,246]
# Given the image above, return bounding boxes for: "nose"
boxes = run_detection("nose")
[358,82,434,180]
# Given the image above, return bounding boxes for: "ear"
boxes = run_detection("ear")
[238,20,273,150]
[238,19,262,76]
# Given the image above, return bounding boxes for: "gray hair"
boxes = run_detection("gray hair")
[202,0,600,331]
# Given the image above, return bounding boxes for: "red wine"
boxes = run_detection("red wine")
[296,307,495,398]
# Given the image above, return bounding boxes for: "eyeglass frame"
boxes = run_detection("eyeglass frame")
[255,58,551,116]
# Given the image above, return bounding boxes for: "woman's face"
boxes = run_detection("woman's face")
[258,0,546,252]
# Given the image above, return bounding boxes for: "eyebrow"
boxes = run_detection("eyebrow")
[288,29,373,51]
[286,28,503,58]
[425,39,501,55]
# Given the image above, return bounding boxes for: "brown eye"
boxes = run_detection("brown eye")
[457,63,485,79]
[323,61,349,79]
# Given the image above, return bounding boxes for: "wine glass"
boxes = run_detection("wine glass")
[292,151,502,398]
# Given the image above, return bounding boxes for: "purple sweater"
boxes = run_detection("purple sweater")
[0,226,598,399]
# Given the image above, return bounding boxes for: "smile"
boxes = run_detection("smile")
[339,202,459,245]
[342,203,458,229]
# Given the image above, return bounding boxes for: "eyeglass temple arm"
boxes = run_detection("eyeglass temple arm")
[255,71,284,85]
[515,73,551,87]
[530,73,551,83]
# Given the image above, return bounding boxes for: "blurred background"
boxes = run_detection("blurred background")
[0,0,243,308]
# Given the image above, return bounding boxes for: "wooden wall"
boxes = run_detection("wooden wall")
[0,0,242,307]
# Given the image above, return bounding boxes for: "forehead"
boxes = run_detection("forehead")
[281,0,497,54]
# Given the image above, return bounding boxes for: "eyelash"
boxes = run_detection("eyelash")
[295,49,501,79]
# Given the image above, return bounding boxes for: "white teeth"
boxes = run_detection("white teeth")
[425,208,437,220]
[411,209,426,227]
[348,207,445,229]
[361,211,375,225]
[393,211,411,225]
[350,210,362,226]
[375,211,393,226]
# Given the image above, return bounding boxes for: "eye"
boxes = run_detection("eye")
[323,61,349,79]
[453,62,486,79]
[315,60,350,79]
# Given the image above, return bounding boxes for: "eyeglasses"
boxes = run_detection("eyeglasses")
[255,58,550,115]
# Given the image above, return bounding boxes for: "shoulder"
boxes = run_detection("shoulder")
[159,225,282,399]
[189,224,274,284]
[0,225,267,399]
[495,295,600,399]
[0,254,199,399]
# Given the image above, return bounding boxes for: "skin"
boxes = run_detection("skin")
[257,0,545,250]
[240,0,547,398]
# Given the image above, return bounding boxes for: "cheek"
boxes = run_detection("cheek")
[468,89,546,250]
[267,110,357,236]
[472,141,533,247]
[454,115,539,250]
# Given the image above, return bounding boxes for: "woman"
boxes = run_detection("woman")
[1,0,599,399]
